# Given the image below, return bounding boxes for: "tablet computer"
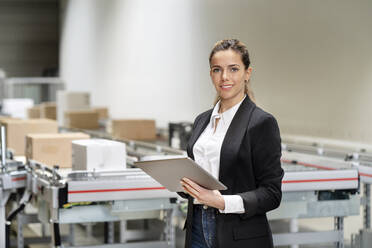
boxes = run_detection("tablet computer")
[134,157,227,192]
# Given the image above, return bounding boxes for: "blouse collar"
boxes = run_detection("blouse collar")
[210,95,246,128]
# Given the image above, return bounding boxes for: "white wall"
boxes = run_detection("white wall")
[251,0,372,143]
[60,0,372,142]
[60,0,216,127]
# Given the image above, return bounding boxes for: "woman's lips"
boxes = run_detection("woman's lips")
[221,84,233,90]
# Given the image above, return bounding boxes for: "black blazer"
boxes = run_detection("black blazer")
[184,96,284,248]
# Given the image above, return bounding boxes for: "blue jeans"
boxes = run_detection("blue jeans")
[191,205,217,248]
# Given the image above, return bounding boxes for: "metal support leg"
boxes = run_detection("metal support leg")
[164,209,175,248]
[104,222,115,244]
[364,183,371,229]
[290,218,299,248]
[85,223,93,238]
[17,213,24,248]
[120,220,127,244]
[1,202,7,248]
[41,223,47,237]
[51,222,62,248]
[0,190,10,248]
[69,224,75,246]
[334,217,344,248]
[109,222,115,244]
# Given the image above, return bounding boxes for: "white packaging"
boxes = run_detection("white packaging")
[56,91,90,126]
[72,139,126,171]
[2,98,34,119]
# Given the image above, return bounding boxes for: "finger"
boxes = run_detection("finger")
[182,185,198,199]
[181,180,201,195]
[182,183,200,198]
[182,178,204,192]
[182,177,195,184]
[183,182,199,196]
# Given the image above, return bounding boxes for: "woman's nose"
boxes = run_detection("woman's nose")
[222,70,228,81]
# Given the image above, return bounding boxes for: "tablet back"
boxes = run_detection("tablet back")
[135,157,227,192]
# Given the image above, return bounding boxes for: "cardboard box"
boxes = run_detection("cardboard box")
[26,132,90,168]
[40,102,57,120]
[64,110,100,130]
[57,91,90,126]
[93,107,109,120]
[27,106,41,118]
[0,116,18,122]
[111,119,157,141]
[72,139,126,171]
[1,119,58,155]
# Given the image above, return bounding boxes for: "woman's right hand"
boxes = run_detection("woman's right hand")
[180,177,225,210]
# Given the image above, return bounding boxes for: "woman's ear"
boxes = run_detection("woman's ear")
[245,67,253,81]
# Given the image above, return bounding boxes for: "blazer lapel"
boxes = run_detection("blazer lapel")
[219,97,256,190]
[187,110,212,160]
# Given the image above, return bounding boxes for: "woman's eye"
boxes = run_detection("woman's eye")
[231,67,239,72]
[212,68,220,73]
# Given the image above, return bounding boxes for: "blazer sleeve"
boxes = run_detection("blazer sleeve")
[238,113,284,219]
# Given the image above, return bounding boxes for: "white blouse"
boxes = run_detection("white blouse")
[193,96,245,214]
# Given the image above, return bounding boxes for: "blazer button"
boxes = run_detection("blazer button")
[203,205,208,209]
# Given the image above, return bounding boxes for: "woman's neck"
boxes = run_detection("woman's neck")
[219,93,245,113]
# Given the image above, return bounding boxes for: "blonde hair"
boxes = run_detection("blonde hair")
[209,39,255,105]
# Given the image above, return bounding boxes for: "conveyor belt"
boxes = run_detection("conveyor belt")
[283,143,372,184]
[282,137,372,235]
[9,129,366,248]
[28,161,176,206]
[66,169,176,203]
[282,134,372,154]
[281,151,358,192]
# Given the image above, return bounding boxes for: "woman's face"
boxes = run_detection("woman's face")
[210,49,252,105]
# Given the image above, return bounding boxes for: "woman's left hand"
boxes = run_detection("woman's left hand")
[181,177,225,210]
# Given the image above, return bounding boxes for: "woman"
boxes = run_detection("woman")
[180,39,284,248]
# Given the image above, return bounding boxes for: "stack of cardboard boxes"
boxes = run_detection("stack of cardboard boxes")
[110,119,157,141]
[27,102,57,120]
[64,110,100,130]
[27,106,41,118]
[57,91,107,130]
[26,133,90,168]
[57,91,90,126]
[0,118,58,156]
[26,97,106,129]
[0,116,18,122]
[1,93,137,170]
[40,102,57,120]
[1,91,159,170]
[92,107,109,120]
